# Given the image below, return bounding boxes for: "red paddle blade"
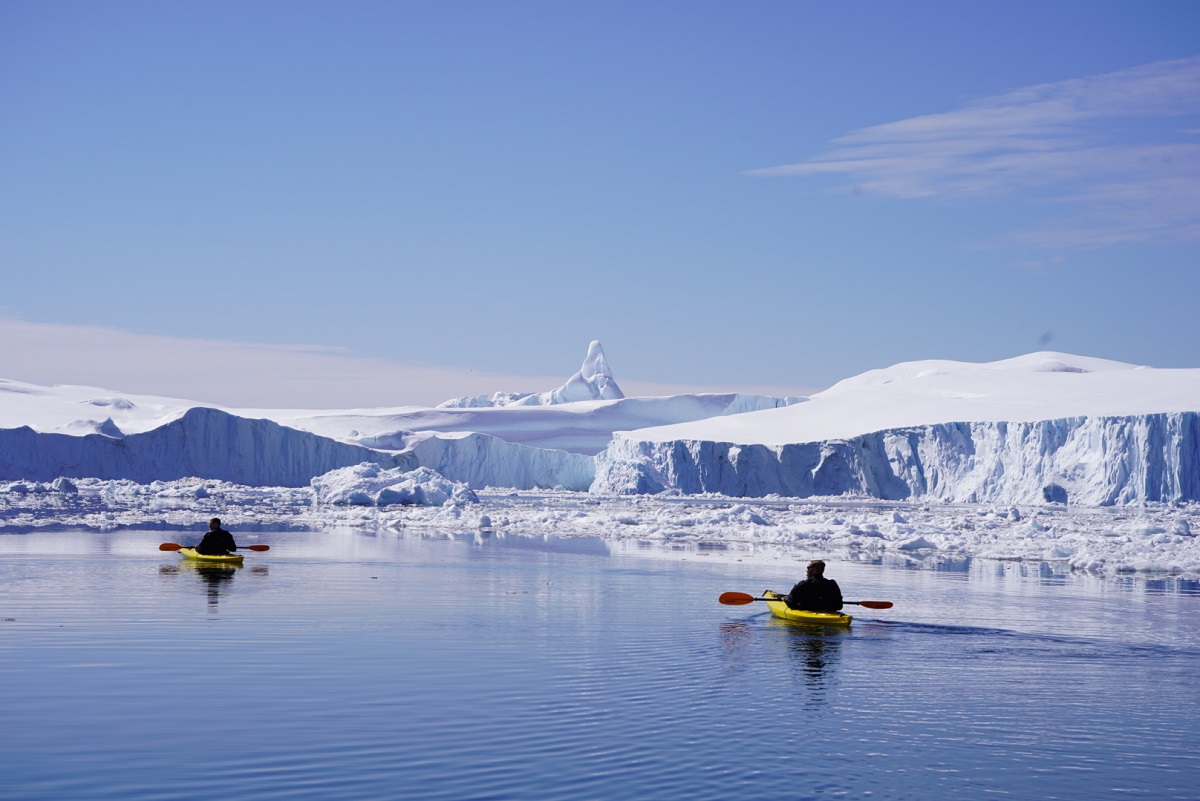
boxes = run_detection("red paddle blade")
[855,600,893,609]
[718,592,757,605]
[159,543,183,551]
[244,544,270,551]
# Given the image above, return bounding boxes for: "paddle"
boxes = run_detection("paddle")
[718,591,892,609]
[159,542,271,552]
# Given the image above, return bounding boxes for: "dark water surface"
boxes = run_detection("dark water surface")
[1,529,1197,800]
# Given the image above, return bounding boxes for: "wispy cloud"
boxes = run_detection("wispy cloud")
[751,57,1200,248]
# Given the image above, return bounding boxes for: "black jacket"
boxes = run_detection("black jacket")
[195,527,237,556]
[786,576,843,612]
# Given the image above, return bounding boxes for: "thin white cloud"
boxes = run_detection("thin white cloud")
[0,318,812,408]
[751,57,1200,247]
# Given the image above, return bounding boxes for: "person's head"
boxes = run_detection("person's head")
[807,560,826,577]
[209,518,221,530]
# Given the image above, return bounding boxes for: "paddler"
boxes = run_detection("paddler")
[194,517,238,556]
[785,560,843,612]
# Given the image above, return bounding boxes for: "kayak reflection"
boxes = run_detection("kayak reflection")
[159,560,269,611]
[183,561,240,610]
[772,618,846,701]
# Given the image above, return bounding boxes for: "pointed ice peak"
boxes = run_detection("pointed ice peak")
[489,340,626,407]
[580,341,622,396]
[541,340,625,405]
[436,341,625,408]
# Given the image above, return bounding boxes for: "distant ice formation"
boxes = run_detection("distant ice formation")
[527,339,624,404]
[0,407,414,487]
[311,463,479,507]
[592,413,1200,506]
[0,348,1197,507]
[438,340,624,408]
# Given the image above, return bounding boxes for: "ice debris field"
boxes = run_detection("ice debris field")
[2,342,1198,577]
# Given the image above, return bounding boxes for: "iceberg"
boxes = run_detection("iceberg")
[311,464,479,507]
[438,340,624,407]
[592,353,1200,506]
[400,431,595,491]
[0,342,798,490]
[593,413,1200,506]
[0,406,413,487]
[0,348,1197,509]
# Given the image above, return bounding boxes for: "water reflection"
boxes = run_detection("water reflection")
[1123,576,1200,596]
[772,619,845,703]
[160,561,265,611]
[718,615,847,706]
[190,563,238,610]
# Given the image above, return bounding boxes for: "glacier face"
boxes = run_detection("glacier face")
[3,402,1196,506]
[0,407,414,487]
[2,350,1197,507]
[397,431,595,491]
[593,413,1200,506]
[0,391,790,491]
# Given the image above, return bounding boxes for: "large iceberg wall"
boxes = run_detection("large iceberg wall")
[0,406,413,487]
[398,431,595,491]
[593,412,1200,506]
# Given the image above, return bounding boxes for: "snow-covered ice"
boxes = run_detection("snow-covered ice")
[310,463,480,507]
[2,343,1198,577]
[593,353,1200,506]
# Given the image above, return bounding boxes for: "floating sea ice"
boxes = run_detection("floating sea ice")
[312,463,480,507]
[897,535,938,551]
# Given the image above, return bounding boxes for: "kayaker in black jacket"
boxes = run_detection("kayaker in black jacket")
[786,560,843,612]
[195,518,238,556]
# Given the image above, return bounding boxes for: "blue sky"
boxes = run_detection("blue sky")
[2,1,1197,406]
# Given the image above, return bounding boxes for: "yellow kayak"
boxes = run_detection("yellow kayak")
[178,547,244,565]
[763,589,852,626]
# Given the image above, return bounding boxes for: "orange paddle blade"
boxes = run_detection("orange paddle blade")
[718,592,758,605]
[853,600,893,609]
[159,543,183,551]
[242,544,270,551]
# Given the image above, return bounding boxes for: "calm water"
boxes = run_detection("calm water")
[1,528,1197,801]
